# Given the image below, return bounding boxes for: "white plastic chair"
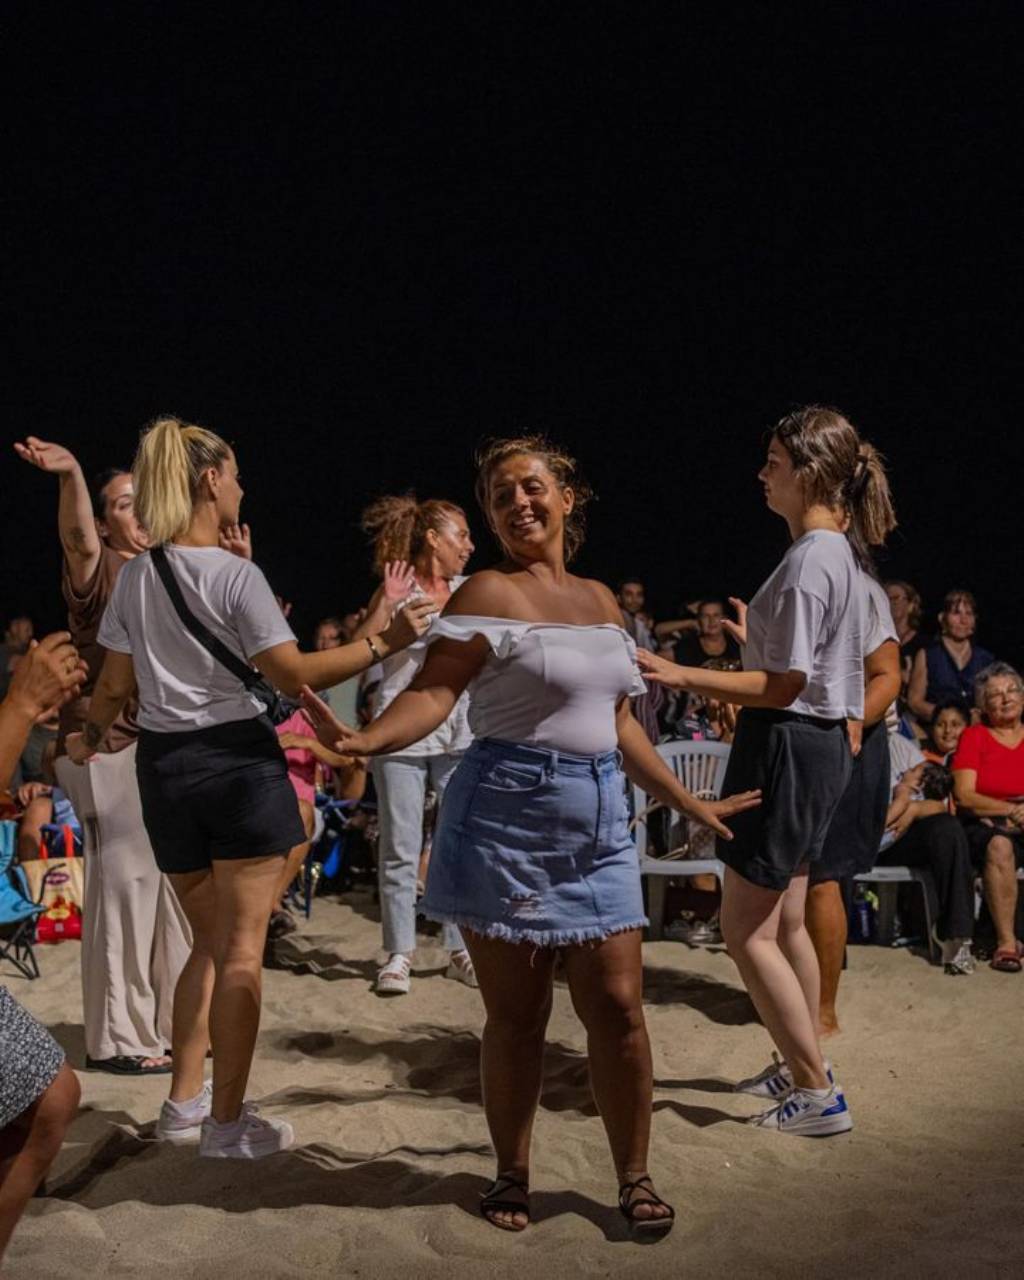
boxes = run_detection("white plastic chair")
[631,740,730,939]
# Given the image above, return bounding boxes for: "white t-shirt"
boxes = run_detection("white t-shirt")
[862,571,900,731]
[743,529,866,720]
[98,545,296,732]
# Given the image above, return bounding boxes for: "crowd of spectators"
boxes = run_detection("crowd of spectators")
[4,562,1022,974]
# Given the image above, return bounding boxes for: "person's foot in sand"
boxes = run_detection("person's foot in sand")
[480,1172,529,1232]
[618,1172,675,1237]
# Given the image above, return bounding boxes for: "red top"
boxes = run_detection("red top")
[952,724,1024,800]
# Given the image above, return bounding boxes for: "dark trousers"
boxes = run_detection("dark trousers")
[878,813,975,941]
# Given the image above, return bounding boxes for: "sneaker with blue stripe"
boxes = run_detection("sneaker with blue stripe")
[734,1053,833,1099]
[748,1084,852,1136]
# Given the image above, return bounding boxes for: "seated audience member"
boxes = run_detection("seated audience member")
[952,662,1024,972]
[923,698,971,766]
[339,609,366,642]
[15,781,78,862]
[653,596,701,647]
[0,631,85,1265]
[908,590,994,724]
[616,578,655,648]
[877,737,976,974]
[313,617,343,650]
[673,598,741,668]
[884,580,927,699]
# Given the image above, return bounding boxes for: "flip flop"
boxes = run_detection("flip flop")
[85,1054,173,1075]
[989,945,1023,973]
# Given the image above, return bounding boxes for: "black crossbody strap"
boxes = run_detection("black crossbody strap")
[150,545,260,690]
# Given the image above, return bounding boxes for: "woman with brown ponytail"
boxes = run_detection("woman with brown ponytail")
[66,417,434,1160]
[639,406,897,1137]
[354,494,477,994]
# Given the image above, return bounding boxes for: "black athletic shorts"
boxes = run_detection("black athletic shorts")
[810,720,891,884]
[715,707,852,891]
[136,715,305,875]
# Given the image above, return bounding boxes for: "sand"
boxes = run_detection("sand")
[6,894,1022,1280]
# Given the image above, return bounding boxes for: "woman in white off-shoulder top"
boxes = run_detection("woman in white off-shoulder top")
[303,436,759,1239]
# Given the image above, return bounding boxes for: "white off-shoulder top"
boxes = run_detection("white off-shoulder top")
[429,615,646,756]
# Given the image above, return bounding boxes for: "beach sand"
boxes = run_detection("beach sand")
[7,894,1021,1279]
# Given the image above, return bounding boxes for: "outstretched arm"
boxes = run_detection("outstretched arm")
[636,649,805,709]
[14,437,101,590]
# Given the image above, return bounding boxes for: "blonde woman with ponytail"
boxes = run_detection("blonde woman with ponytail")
[639,406,898,1138]
[354,493,476,995]
[67,417,435,1160]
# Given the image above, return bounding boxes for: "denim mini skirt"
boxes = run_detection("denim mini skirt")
[420,737,647,947]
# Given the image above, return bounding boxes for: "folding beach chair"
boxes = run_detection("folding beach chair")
[0,819,46,979]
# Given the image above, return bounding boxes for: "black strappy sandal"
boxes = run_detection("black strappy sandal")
[618,1175,675,1240]
[480,1174,530,1232]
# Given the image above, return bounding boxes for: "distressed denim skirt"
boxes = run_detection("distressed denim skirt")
[420,738,647,948]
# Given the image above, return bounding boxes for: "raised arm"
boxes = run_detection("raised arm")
[352,563,417,642]
[13,437,101,589]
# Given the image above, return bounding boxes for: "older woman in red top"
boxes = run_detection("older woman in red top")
[952,662,1024,972]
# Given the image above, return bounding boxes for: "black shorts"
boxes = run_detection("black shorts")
[136,715,306,875]
[961,820,1024,872]
[715,707,852,891]
[810,720,891,884]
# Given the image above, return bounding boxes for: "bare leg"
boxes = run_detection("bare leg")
[16,796,53,862]
[563,929,670,1223]
[805,879,847,1037]
[166,870,218,1104]
[462,930,557,1231]
[208,855,286,1122]
[983,835,1020,952]
[720,867,828,1090]
[0,1064,80,1263]
[273,799,313,903]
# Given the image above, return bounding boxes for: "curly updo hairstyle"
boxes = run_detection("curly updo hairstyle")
[474,435,593,564]
[360,493,466,576]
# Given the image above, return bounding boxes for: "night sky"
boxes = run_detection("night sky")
[5,6,1020,661]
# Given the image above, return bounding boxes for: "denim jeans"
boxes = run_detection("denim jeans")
[374,752,465,956]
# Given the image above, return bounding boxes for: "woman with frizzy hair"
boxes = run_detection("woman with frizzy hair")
[303,435,758,1238]
[353,493,478,996]
[641,405,897,1137]
[68,416,435,1160]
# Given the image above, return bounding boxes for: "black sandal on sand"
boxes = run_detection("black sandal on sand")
[618,1175,675,1240]
[85,1054,172,1075]
[480,1174,530,1231]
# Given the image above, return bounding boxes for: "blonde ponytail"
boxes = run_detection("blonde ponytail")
[133,416,231,545]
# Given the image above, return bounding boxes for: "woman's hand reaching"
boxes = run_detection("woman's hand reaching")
[685,789,762,841]
[300,687,370,756]
[721,597,748,648]
[380,598,438,653]
[635,649,688,691]
[382,561,418,608]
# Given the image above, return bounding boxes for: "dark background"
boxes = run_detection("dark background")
[4,5,1020,658]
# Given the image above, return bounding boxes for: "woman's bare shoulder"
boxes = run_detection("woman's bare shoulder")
[444,568,520,618]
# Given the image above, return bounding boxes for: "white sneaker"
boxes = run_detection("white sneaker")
[375,953,412,995]
[199,1102,295,1159]
[445,949,479,988]
[749,1085,852,1136]
[734,1053,833,1099]
[156,1081,212,1143]
[943,939,975,975]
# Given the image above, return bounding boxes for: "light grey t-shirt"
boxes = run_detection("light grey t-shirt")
[743,529,866,719]
[98,545,295,732]
[862,570,900,730]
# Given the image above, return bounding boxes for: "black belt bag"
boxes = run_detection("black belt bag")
[150,544,296,726]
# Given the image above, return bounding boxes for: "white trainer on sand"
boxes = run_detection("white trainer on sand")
[199,1103,295,1159]
[748,1085,852,1136]
[156,1080,212,1143]
[376,953,412,995]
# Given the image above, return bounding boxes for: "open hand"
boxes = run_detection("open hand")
[635,649,688,691]
[686,789,761,840]
[381,598,438,652]
[17,781,52,807]
[383,561,417,607]
[721,597,748,648]
[13,437,80,476]
[299,686,369,756]
[219,522,253,560]
[6,632,87,722]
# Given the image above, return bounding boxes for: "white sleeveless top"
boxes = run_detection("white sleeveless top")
[429,615,646,756]
[376,576,472,757]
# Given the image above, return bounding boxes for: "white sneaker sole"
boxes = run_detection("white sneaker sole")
[156,1121,204,1144]
[779,1110,853,1137]
[200,1121,295,1159]
[375,978,411,995]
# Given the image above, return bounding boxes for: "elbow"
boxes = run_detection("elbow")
[765,673,806,708]
[277,675,303,700]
